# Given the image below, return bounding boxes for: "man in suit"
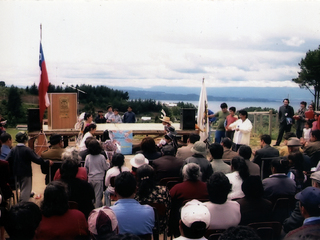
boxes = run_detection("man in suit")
[221,137,238,161]
[152,145,184,182]
[176,133,200,160]
[274,98,294,146]
[253,134,279,178]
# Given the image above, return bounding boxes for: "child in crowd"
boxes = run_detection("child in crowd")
[85,139,110,208]
[302,121,312,143]
[312,113,319,130]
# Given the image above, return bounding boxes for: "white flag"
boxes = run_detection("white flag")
[197,79,209,142]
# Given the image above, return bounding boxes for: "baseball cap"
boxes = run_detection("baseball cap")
[181,199,210,228]
[310,171,320,183]
[295,187,320,210]
[88,206,118,236]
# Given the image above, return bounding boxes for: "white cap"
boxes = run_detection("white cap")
[181,199,210,228]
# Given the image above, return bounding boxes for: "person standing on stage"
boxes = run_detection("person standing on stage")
[274,99,294,146]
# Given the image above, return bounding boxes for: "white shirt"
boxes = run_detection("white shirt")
[229,118,252,145]
[79,132,93,151]
[226,171,245,200]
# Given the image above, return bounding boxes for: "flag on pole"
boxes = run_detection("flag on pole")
[38,42,50,126]
[197,78,209,142]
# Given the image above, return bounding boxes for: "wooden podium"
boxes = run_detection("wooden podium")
[47,93,77,129]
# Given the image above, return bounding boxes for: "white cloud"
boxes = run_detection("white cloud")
[282,37,305,47]
[0,0,320,90]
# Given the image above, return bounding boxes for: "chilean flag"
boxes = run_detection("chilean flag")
[38,42,50,126]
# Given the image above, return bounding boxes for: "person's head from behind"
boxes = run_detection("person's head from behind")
[208,143,224,160]
[287,152,304,171]
[219,226,261,240]
[140,137,157,153]
[111,153,125,169]
[161,144,175,156]
[61,147,81,164]
[85,137,95,149]
[242,175,264,199]
[207,172,231,204]
[229,107,236,116]
[41,181,69,218]
[180,200,210,239]
[271,158,289,174]
[295,187,320,219]
[4,202,42,240]
[221,137,233,149]
[0,132,12,146]
[238,145,252,160]
[88,139,102,155]
[260,134,271,146]
[188,133,200,144]
[60,159,79,181]
[182,163,201,182]
[114,172,137,198]
[311,129,320,142]
[220,102,228,112]
[15,131,28,144]
[231,156,249,181]
[88,206,119,240]
[136,164,155,198]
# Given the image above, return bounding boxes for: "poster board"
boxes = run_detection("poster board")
[47,93,77,129]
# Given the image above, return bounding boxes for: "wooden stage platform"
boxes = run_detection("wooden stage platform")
[28,123,198,150]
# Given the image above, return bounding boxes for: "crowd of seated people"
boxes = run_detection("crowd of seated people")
[3,127,320,240]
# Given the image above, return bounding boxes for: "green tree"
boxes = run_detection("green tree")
[292,45,320,109]
[7,85,24,126]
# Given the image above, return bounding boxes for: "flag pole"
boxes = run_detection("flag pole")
[40,24,42,42]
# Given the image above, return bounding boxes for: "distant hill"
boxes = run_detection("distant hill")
[115,86,313,102]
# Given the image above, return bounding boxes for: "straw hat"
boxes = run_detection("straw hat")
[160,116,172,124]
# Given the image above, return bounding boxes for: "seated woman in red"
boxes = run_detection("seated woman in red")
[34,181,89,240]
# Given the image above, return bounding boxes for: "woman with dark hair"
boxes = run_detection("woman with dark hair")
[79,123,97,151]
[205,172,241,229]
[262,158,296,202]
[137,137,161,161]
[236,175,272,225]
[135,164,170,233]
[287,152,307,192]
[34,181,88,239]
[85,139,110,208]
[226,156,250,200]
[104,153,130,206]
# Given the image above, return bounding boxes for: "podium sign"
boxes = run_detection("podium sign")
[47,93,77,129]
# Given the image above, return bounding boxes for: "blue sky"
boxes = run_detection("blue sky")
[1,0,320,90]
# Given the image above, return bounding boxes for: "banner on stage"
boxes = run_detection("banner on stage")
[109,130,133,155]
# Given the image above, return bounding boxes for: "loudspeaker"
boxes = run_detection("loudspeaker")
[180,108,196,130]
[28,108,41,132]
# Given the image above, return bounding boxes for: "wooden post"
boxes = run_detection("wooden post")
[259,114,263,128]
[253,112,257,134]
[269,110,272,136]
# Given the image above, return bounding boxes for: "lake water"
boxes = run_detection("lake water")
[159,100,304,113]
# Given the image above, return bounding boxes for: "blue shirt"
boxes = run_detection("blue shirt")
[208,109,216,123]
[111,198,154,235]
[1,145,11,159]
